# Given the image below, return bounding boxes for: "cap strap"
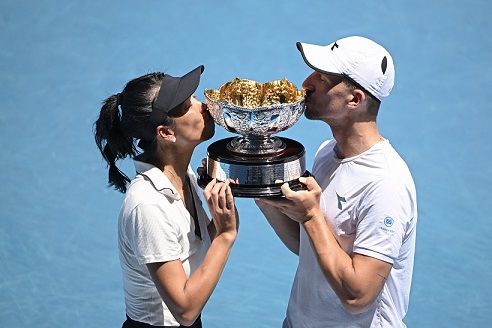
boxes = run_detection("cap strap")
[140,75,179,142]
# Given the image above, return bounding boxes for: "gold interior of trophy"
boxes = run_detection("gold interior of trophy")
[205,78,305,108]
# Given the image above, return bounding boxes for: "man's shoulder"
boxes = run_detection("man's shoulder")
[314,139,336,157]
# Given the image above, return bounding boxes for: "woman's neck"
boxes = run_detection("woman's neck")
[137,151,189,181]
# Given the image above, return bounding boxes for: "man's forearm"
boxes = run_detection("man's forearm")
[302,213,391,314]
[256,200,300,254]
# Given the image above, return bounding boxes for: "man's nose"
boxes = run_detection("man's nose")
[301,72,317,92]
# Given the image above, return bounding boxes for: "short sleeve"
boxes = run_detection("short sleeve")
[353,177,414,264]
[125,203,182,265]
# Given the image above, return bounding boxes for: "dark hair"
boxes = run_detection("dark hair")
[342,79,380,116]
[94,72,176,193]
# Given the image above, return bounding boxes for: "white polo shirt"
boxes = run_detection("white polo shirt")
[285,139,417,328]
[118,160,211,327]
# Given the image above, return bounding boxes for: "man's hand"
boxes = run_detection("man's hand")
[196,158,207,177]
[260,176,323,224]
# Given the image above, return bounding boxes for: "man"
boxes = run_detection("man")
[256,36,417,327]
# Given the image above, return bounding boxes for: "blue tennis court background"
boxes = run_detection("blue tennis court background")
[1,1,491,327]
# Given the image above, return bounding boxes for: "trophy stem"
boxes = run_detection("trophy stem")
[227,135,286,155]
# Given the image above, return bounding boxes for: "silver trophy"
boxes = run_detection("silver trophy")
[198,77,311,197]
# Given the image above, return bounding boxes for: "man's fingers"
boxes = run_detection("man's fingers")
[299,176,321,192]
[281,182,295,199]
[197,158,208,178]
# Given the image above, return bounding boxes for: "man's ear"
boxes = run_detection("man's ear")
[348,89,366,108]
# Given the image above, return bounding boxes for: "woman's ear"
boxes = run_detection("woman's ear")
[156,125,176,143]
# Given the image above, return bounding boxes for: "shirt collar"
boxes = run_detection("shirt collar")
[133,160,181,201]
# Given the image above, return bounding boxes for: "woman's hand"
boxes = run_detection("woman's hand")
[148,178,239,326]
[203,178,238,241]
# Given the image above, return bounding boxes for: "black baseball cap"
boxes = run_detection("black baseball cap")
[140,65,204,142]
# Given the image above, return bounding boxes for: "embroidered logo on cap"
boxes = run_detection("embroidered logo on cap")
[381,57,388,74]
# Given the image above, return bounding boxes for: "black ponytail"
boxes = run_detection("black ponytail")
[94,72,166,193]
[94,93,136,192]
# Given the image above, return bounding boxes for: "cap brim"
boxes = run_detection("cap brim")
[168,65,204,110]
[141,65,204,142]
[296,42,341,76]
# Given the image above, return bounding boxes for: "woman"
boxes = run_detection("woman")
[94,65,238,327]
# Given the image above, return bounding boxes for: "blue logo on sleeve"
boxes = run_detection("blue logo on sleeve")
[379,217,395,233]
[384,217,394,227]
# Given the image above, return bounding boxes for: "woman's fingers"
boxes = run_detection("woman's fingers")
[203,178,217,199]
[225,183,234,210]
[215,179,230,209]
[205,179,234,210]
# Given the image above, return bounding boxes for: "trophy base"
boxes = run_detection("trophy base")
[198,137,312,198]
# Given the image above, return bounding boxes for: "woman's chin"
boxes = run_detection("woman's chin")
[201,125,215,142]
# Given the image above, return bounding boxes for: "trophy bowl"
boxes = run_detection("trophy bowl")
[204,78,306,155]
[199,77,311,197]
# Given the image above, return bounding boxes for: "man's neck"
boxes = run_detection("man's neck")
[332,124,382,159]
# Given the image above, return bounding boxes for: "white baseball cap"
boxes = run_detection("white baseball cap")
[296,36,394,101]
